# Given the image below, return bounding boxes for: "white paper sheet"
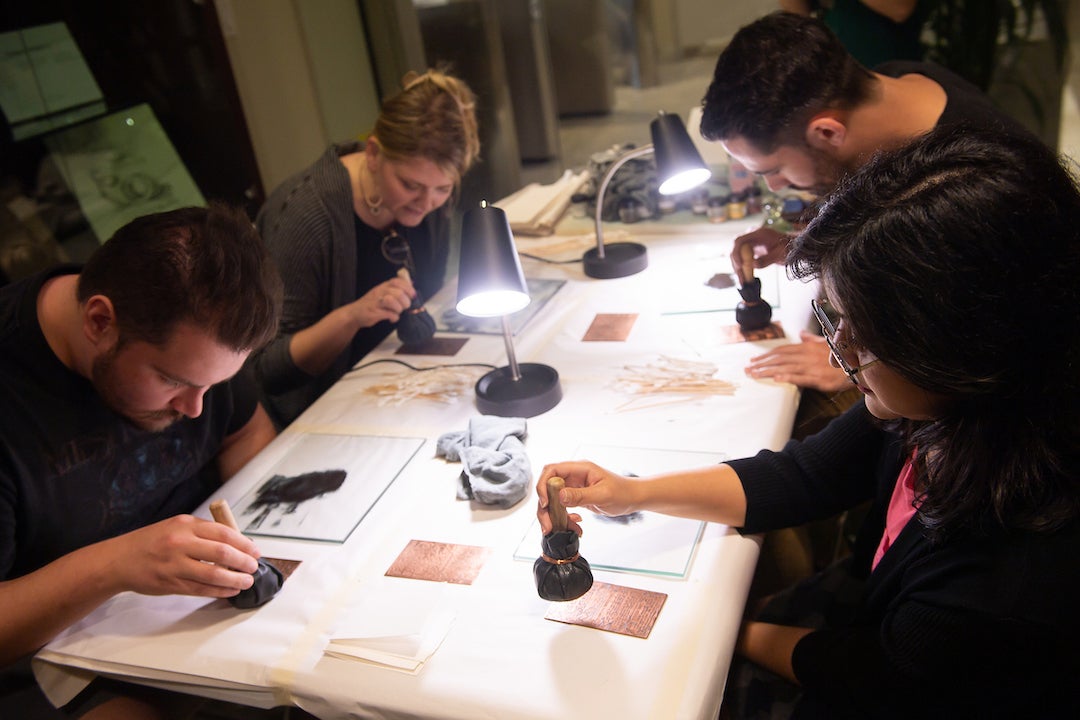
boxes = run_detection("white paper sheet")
[495,169,589,236]
[325,587,456,673]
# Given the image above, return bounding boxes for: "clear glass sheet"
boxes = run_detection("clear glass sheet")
[231,433,425,543]
[514,444,728,577]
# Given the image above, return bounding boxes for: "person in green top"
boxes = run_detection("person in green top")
[780,0,929,68]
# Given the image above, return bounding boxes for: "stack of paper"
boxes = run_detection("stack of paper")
[495,169,589,236]
[324,592,455,674]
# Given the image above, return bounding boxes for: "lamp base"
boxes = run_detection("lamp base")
[583,242,648,279]
[475,363,562,418]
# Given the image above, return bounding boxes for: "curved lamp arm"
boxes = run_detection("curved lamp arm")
[593,144,655,259]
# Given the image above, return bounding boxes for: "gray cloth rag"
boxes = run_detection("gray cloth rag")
[435,416,531,508]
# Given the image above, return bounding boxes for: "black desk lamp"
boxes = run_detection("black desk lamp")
[584,111,711,279]
[457,201,562,418]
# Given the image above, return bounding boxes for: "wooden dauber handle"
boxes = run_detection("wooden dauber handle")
[547,477,569,533]
[738,243,756,285]
[209,499,240,531]
[397,267,425,312]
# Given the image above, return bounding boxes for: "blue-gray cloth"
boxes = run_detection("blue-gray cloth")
[435,416,531,508]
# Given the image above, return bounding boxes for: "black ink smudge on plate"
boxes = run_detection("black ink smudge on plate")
[244,469,347,529]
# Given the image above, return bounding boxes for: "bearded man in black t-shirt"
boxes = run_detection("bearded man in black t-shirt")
[0,203,282,718]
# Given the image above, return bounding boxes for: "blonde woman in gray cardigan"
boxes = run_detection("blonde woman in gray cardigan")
[253,70,480,427]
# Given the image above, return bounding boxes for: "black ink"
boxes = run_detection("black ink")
[593,511,644,525]
[230,559,283,609]
[243,469,347,529]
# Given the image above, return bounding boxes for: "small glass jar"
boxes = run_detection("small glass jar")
[690,189,709,215]
[707,195,729,223]
[727,190,748,220]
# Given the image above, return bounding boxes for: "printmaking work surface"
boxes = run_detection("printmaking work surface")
[232,433,425,543]
[659,261,783,317]
[515,445,727,577]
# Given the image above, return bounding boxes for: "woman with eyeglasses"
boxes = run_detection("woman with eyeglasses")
[536,125,1080,717]
[252,69,480,427]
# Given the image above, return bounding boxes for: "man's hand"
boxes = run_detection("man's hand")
[0,514,264,665]
[745,330,850,392]
[731,226,792,274]
[106,515,260,598]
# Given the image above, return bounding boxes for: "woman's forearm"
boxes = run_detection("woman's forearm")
[288,305,363,376]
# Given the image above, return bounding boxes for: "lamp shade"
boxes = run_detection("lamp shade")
[584,112,710,280]
[456,201,562,418]
[650,112,710,196]
[456,202,531,318]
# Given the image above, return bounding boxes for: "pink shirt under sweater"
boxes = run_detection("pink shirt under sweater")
[873,451,919,571]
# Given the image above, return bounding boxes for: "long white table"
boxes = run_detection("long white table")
[34,211,815,719]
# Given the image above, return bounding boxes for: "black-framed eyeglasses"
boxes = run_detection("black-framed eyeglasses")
[381,228,415,272]
[811,299,879,385]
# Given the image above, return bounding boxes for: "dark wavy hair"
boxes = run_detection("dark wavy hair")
[700,11,875,152]
[78,203,283,352]
[789,125,1080,541]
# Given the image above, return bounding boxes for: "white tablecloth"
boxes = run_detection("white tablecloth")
[36,215,814,719]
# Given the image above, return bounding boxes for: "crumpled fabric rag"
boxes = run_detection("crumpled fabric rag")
[435,416,531,507]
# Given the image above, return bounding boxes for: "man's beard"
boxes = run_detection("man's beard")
[806,146,848,196]
[92,345,183,432]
